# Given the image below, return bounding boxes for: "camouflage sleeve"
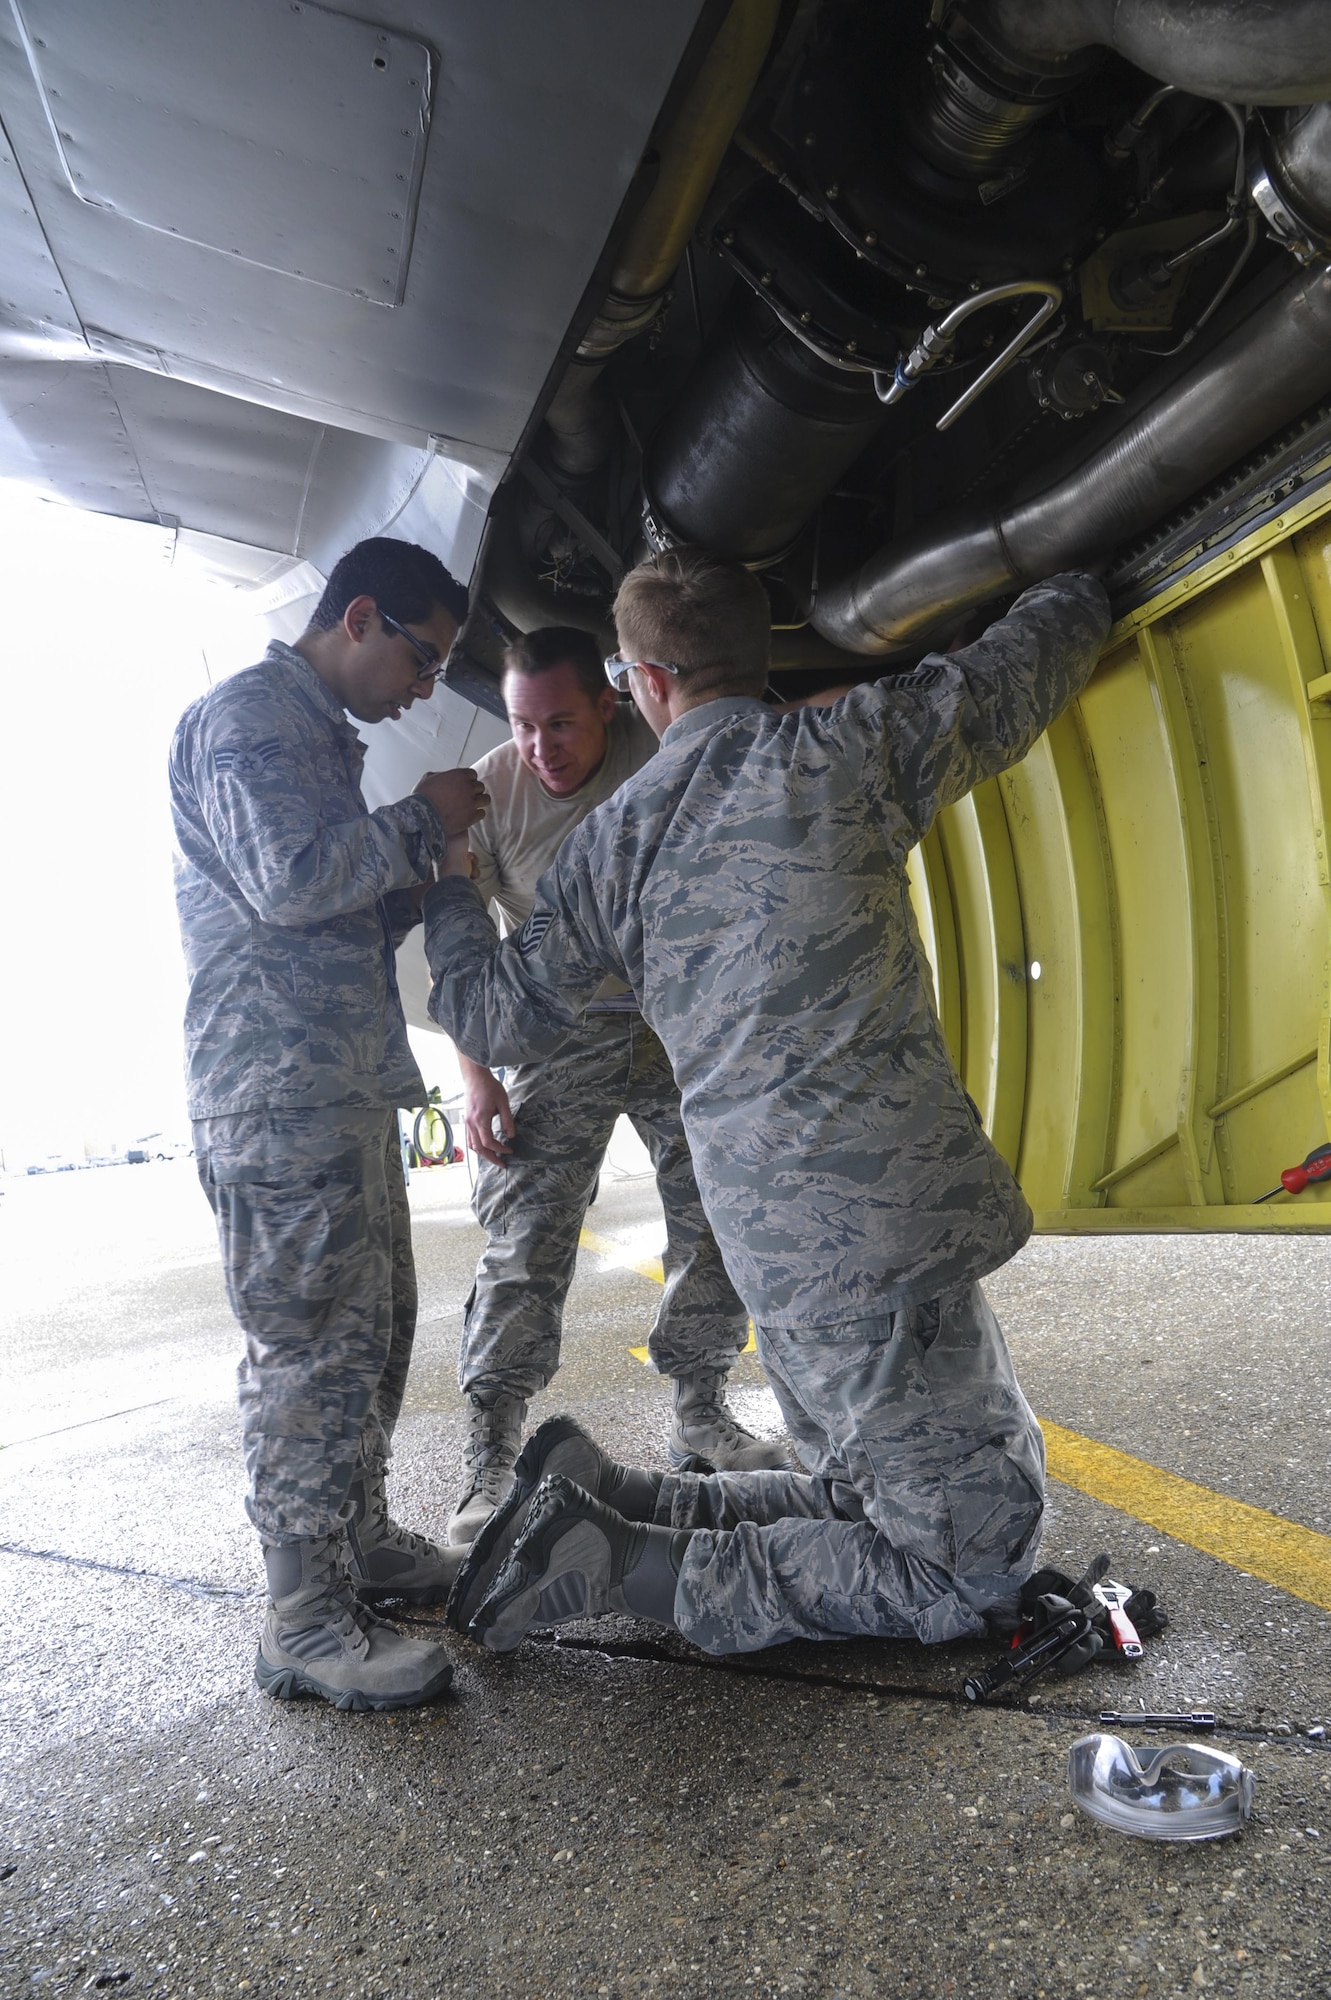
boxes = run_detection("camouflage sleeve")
[381,888,424,947]
[467,810,502,916]
[421,843,622,1067]
[832,572,1110,854]
[190,694,446,924]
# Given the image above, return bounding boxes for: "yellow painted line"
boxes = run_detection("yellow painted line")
[577,1227,756,1356]
[578,1224,663,1287]
[1041,1419,1331,1613]
[581,1225,1331,1609]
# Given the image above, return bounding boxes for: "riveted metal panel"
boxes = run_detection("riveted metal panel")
[0,0,710,473]
[0,108,82,352]
[12,0,431,302]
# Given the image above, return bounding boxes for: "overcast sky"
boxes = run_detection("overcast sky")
[0,488,461,1170]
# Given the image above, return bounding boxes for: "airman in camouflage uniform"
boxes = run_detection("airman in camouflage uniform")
[445,627,784,1550]
[424,552,1110,1656]
[171,537,488,1710]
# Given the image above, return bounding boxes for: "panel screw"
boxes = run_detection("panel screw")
[722,232,735,246]
[915,263,928,277]
[760,271,772,285]
[864,232,878,246]
[825,184,839,199]
[803,132,816,147]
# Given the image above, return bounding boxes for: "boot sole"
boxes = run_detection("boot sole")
[445,1414,596,1633]
[254,1649,454,1712]
[469,1508,608,1655]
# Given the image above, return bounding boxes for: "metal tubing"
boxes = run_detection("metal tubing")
[981,0,1331,106]
[544,0,779,478]
[812,261,1331,654]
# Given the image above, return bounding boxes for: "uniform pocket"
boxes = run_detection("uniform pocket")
[215,1168,366,1347]
[940,1433,1045,1575]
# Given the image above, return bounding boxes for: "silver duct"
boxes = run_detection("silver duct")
[811,258,1331,654]
[979,0,1331,105]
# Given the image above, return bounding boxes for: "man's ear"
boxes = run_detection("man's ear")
[596,685,618,723]
[635,663,675,708]
[343,594,378,644]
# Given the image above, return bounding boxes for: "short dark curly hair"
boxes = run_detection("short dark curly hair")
[309,537,468,633]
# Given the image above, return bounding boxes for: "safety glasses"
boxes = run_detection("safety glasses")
[380,609,444,684]
[603,651,683,695]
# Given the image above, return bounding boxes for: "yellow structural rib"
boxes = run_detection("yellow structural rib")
[920,481,1331,1230]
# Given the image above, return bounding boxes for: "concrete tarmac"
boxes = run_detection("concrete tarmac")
[3,1153,1330,2000]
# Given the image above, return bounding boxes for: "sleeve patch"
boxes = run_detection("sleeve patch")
[516,909,555,956]
[213,736,282,775]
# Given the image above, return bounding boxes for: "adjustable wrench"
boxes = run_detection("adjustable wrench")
[1093,1579,1144,1657]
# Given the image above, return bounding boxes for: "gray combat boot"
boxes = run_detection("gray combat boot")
[446,1391,528,1546]
[669,1366,788,1471]
[469,1474,693,1653]
[257,1536,454,1712]
[446,1415,668,1632]
[346,1466,464,1606]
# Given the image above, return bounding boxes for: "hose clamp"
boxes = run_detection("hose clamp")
[1250,154,1331,266]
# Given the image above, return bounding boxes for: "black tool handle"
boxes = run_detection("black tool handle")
[1099,1710,1217,1729]
[964,1613,1090,1702]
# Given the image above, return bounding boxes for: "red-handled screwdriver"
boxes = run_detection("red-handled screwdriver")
[1254,1141,1331,1203]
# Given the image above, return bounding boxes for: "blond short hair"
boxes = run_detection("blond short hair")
[612,548,770,698]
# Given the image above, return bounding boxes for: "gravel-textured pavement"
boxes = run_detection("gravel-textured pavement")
[3,1154,1329,1999]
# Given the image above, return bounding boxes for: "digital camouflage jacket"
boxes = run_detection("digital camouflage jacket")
[423,575,1110,1328]
[171,641,445,1117]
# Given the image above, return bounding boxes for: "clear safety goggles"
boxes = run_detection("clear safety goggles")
[1067,1733,1255,1842]
[603,652,682,695]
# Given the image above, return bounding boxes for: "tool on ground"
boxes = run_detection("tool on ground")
[1072,1552,1112,1598]
[1100,1710,1217,1729]
[1092,1580,1144,1657]
[963,1608,1096,1702]
[970,1553,1169,1703]
[1254,1141,1331,1202]
[1068,1733,1255,1841]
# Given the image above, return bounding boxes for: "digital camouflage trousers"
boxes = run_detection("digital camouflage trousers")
[194,1106,415,1543]
[653,1280,1045,1652]
[462,1012,748,1399]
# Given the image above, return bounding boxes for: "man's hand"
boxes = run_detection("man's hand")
[415,767,490,837]
[434,840,479,881]
[462,1063,515,1166]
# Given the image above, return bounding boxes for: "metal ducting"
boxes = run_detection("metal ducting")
[975,0,1331,106]
[811,258,1331,654]
[543,0,780,480]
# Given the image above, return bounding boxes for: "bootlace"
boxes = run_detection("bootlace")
[678,1369,758,1449]
[358,1473,439,1558]
[462,1405,522,1487]
[278,1537,387,1652]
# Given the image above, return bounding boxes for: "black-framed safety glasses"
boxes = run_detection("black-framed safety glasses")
[603,651,683,696]
[380,609,444,684]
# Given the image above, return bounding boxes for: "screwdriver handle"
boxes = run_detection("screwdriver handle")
[1255,1141,1331,1202]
